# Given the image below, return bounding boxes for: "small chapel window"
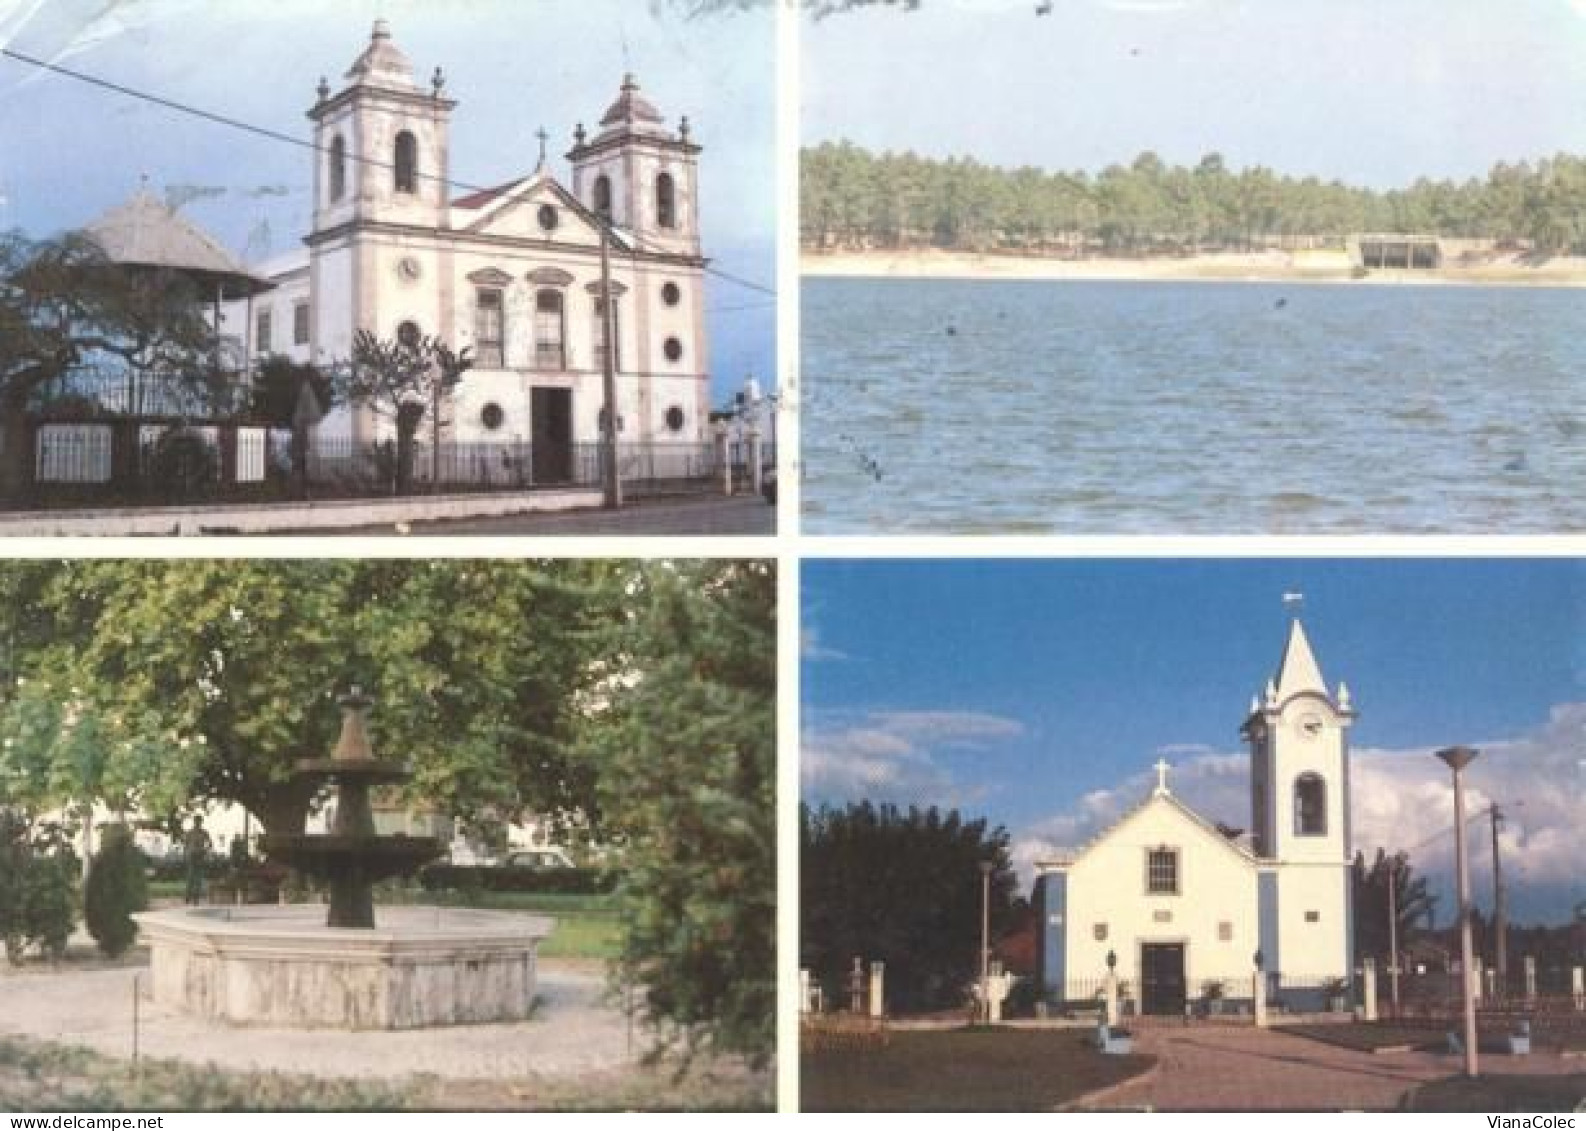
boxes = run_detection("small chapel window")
[394,131,418,194]
[661,281,681,307]
[293,302,310,346]
[1146,847,1179,895]
[256,309,272,354]
[656,172,676,229]
[329,135,347,202]
[593,174,612,219]
[1294,773,1327,836]
[397,320,422,351]
[534,290,565,370]
[475,289,504,369]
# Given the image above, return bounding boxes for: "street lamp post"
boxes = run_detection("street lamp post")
[979,860,993,1024]
[1436,744,1480,1078]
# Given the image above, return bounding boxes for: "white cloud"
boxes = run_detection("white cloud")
[802,708,1024,806]
[1012,703,1586,921]
[800,625,848,662]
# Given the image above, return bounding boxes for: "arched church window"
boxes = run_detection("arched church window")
[397,320,422,351]
[656,172,676,229]
[534,290,565,370]
[394,131,418,194]
[329,135,347,202]
[1294,773,1327,836]
[592,174,612,219]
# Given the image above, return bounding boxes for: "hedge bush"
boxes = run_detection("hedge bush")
[418,864,614,895]
[85,825,149,958]
[1,814,78,963]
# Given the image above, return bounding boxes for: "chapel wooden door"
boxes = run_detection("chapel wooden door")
[1141,943,1186,1016]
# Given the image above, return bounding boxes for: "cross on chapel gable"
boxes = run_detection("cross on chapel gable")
[1154,758,1171,796]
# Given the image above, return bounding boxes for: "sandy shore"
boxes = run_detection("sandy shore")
[802,248,1586,286]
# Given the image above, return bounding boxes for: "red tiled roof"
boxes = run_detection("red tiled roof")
[452,178,524,209]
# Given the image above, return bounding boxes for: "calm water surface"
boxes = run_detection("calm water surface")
[800,277,1586,534]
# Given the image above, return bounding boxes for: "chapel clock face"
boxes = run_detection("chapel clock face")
[396,256,422,282]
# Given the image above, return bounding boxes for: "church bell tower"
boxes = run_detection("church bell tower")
[1240,608,1356,981]
[566,74,703,258]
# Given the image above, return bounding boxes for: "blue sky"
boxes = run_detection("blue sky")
[0,0,775,402]
[802,559,1586,924]
[803,0,1586,188]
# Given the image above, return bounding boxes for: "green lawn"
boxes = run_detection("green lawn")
[800,1026,1154,1112]
[0,1034,770,1112]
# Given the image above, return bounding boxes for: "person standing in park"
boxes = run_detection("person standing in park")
[183,815,212,905]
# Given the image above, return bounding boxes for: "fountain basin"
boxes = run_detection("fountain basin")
[134,905,555,1029]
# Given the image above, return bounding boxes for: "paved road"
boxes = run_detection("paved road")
[1079,1025,1583,1111]
[297,493,776,537]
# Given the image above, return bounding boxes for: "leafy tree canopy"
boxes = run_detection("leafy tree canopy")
[0,560,619,839]
[801,800,1019,1014]
[586,561,776,1067]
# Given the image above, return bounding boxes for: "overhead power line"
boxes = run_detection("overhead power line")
[0,45,776,298]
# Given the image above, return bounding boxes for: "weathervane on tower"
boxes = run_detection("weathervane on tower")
[1282,591,1305,618]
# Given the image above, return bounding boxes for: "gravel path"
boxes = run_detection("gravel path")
[0,959,639,1081]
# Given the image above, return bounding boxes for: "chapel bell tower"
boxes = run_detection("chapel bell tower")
[1240,613,1355,865]
[566,74,702,257]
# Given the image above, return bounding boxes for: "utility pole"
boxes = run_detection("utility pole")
[597,220,622,509]
[1387,859,1401,1012]
[1490,804,1506,991]
[1437,745,1480,1078]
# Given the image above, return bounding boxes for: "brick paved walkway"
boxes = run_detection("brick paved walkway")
[1079,1026,1583,1111]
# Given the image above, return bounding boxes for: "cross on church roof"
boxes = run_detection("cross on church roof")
[535,127,549,170]
[1154,758,1171,796]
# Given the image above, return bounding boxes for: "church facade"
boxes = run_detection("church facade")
[231,20,711,456]
[1035,616,1356,1014]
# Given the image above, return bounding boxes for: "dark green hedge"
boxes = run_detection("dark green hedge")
[418,864,614,894]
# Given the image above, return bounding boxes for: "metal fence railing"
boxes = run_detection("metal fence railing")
[16,425,748,510]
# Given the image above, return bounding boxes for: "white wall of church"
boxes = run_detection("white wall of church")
[1274,863,1351,978]
[1061,799,1261,991]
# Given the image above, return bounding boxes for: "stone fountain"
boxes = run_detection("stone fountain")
[135,691,554,1029]
[263,688,441,929]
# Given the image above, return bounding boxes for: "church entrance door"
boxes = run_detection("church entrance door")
[531,388,573,484]
[1141,943,1186,1016]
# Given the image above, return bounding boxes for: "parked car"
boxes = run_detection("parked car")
[500,847,576,870]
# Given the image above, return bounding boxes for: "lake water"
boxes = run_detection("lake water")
[800,277,1586,534]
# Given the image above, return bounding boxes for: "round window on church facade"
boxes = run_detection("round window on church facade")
[480,402,505,431]
[663,336,683,363]
[661,282,681,307]
[664,405,685,433]
[537,204,559,232]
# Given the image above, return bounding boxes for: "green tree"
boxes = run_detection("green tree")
[1351,848,1437,969]
[0,561,613,841]
[801,801,1019,1015]
[585,561,776,1068]
[84,823,149,958]
[336,330,473,493]
[0,230,216,498]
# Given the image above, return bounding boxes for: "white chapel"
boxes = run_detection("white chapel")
[229,20,711,464]
[1034,614,1356,1014]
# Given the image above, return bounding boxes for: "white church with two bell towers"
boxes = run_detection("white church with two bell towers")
[233,19,712,466]
[1035,612,1356,1015]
